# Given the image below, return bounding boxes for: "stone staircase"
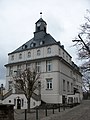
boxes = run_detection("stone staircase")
[3,89,12,100]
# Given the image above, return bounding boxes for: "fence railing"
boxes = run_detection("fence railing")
[14,103,80,120]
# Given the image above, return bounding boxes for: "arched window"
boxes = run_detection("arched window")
[11,55,14,61]
[47,47,51,54]
[37,50,41,56]
[27,52,31,58]
[19,53,22,59]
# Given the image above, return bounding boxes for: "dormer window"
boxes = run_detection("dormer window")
[22,44,27,49]
[40,41,44,45]
[30,43,34,47]
[30,42,36,47]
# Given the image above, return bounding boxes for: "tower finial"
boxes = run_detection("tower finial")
[40,12,42,18]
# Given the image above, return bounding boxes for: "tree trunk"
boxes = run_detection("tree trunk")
[27,97,31,113]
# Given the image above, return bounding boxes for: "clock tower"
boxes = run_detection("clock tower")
[34,13,47,40]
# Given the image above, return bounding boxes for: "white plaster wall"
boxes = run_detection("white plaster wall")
[2,94,41,109]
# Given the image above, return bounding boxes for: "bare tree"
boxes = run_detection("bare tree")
[14,68,41,112]
[72,9,90,98]
[72,9,90,60]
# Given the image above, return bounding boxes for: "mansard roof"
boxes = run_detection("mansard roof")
[8,33,57,55]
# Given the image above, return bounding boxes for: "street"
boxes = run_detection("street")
[41,100,90,120]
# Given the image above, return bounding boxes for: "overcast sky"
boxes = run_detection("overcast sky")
[0,0,90,86]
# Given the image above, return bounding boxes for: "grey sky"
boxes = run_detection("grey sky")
[0,0,90,85]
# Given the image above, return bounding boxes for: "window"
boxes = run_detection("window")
[63,52,64,58]
[63,80,65,91]
[40,41,44,45]
[11,55,14,61]
[36,62,41,73]
[27,64,31,69]
[67,81,70,92]
[9,66,13,76]
[14,99,16,105]
[37,26,40,31]
[70,71,72,77]
[9,100,11,103]
[66,55,68,61]
[37,50,41,56]
[59,49,61,55]
[22,99,24,107]
[46,79,52,89]
[17,65,21,76]
[71,83,73,92]
[46,60,52,72]
[69,58,71,63]
[30,42,36,47]
[27,52,31,58]
[22,44,27,49]
[8,81,13,90]
[33,102,35,106]
[47,47,51,54]
[19,53,22,59]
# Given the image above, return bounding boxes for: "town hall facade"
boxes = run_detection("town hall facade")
[3,15,83,109]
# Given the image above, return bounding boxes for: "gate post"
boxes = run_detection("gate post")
[36,107,38,120]
[25,109,27,120]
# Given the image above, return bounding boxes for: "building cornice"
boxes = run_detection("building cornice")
[5,55,82,76]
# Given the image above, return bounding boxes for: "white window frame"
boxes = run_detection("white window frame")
[47,47,51,54]
[63,80,65,91]
[37,50,41,56]
[17,65,21,76]
[46,78,53,89]
[19,53,22,59]
[36,62,41,73]
[9,66,13,76]
[11,55,14,61]
[8,81,13,90]
[27,51,31,58]
[46,60,52,72]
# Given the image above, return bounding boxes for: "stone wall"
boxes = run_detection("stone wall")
[0,104,14,120]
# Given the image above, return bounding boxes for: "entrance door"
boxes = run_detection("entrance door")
[62,95,66,104]
[17,98,21,109]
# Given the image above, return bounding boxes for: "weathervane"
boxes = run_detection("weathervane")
[40,12,42,18]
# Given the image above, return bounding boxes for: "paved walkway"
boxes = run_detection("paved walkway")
[14,100,90,120]
[41,100,90,120]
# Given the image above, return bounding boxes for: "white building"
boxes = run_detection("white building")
[4,15,83,109]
